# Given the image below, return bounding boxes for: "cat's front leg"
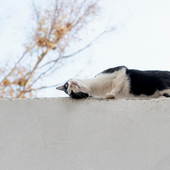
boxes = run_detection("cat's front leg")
[105,75,125,99]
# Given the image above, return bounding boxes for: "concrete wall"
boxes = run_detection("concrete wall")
[0,98,170,170]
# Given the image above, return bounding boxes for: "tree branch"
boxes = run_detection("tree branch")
[17,49,49,98]
[0,49,29,84]
[29,61,58,88]
[38,28,116,70]
[23,83,60,93]
[63,28,116,59]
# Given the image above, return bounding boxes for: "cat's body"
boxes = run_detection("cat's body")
[56,66,170,99]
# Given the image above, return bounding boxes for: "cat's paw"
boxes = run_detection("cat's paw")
[159,96,166,98]
[106,93,115,99]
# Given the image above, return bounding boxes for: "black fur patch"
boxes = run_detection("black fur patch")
[128,69,170,96]
[69,91,89,99]
[163,93,170,97]
[100,66,127,74]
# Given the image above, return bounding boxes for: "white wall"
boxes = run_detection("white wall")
[0,98,170,170]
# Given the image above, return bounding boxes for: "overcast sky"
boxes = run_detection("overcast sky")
[0,0,170,97]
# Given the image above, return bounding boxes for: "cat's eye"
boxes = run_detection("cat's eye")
[65,83,68,88]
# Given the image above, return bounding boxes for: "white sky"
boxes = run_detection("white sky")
[0,0,170,97]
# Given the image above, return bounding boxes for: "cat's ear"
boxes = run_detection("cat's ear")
[56,85,64,91]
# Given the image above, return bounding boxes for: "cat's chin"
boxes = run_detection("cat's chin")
[69,90,89,99]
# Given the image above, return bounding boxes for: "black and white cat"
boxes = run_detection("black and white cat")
[56,66,170,99]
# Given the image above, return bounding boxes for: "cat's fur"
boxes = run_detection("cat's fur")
[56,66,170,99]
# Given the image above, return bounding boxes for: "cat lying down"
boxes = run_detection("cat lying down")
[56,66,170,99]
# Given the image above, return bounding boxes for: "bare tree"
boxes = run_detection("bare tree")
[0,0,115,98]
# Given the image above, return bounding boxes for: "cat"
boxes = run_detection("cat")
[56,66,170,99]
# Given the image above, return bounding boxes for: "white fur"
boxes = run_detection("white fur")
[65,67,170,99]
[67,67,165,99]
[68,68,129,98]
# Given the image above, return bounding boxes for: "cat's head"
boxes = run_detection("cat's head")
[56,80,89,99]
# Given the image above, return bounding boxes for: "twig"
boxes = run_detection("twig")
[0,49,29,84]
[62,28,116,59]
[17,49,49,98]
[29,61,58,88]
[38,28,116,69]
[24,83,60,93]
